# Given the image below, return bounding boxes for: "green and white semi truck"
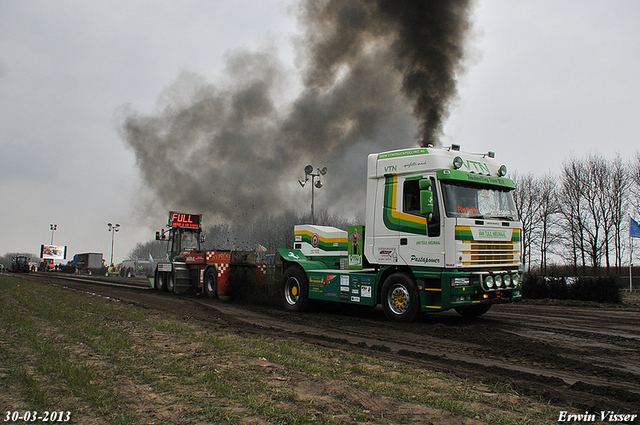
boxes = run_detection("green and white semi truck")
[277,145,522,322]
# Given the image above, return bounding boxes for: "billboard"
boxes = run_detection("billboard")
[40,244,67,260]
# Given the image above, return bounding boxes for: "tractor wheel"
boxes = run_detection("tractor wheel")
[381,273,420,322]
[154,269,166,291]
[204,268,218,298]
[167,272,176,293]
[281,265,309,312]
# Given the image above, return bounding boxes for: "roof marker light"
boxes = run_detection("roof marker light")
[453,156,463,169]
[498,165,507,177]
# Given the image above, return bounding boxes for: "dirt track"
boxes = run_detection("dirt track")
[25,272,640,416]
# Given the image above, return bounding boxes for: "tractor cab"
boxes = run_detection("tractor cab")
[156,212,204,261]
[172,227,202,255]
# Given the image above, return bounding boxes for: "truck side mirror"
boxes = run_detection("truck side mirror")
[200,234,206,244]
[419,179,434,216]
[155,231,161,241]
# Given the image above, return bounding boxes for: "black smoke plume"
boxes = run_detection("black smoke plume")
[119,0,474,226]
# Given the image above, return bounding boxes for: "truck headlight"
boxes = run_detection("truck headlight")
[485,276,494,289]
[504,274,512,287]
[512,273,520,286]
[495,275,503,287]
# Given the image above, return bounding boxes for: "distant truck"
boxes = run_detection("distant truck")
[11,256,30,273]
[72,253,104,275]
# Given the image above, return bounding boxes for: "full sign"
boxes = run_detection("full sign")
[168,212,202,228]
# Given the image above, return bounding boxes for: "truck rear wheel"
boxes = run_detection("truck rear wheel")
[281,265,309,312]
[381,273,420,322]
[154,269,166,291]
[454,304,491,317]
[204,268,218,298]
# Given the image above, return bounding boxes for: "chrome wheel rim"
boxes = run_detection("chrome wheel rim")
[388,284,410,315]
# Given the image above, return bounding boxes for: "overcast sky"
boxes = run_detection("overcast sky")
[1,0,639,263]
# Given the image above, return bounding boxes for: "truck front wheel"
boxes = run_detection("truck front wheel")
[381,273,420,322]
[281,265,309,312]
[204,268,218,298]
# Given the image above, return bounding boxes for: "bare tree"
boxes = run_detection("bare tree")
[560,159,588,273]
[631,151,640,214]
[589,154,613,269]
[127,241,167,261]
[559,153,633,273]
[513,172,539,271]
[536,174,561,274]
[608,155,630,267]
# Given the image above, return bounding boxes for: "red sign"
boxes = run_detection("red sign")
[169,212,202,228]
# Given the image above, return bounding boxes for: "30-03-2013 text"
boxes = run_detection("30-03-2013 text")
[4,411,70,422]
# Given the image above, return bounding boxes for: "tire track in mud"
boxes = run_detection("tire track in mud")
[21,272,640,412]
[192,299,640,395]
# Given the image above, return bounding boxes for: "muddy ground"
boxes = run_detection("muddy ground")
[18,273,640,418]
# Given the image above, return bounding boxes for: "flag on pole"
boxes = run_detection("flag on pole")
[631,217,640,238]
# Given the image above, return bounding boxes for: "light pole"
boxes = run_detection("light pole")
[107,223,120,265]
[298,165,327,225]
[50,224,57,245]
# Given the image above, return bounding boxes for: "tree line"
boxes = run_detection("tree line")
[514,151,640,275]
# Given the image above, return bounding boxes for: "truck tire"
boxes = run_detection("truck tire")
[154,269,166,291]
[381,273,420,322]
[167,272,176,293]
[204,268,218,298]
[454,304,491,317]
[281,265,309,312]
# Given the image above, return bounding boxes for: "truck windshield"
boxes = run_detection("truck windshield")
[441,181,518,220]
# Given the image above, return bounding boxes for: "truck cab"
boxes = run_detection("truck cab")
[364,146,520,274]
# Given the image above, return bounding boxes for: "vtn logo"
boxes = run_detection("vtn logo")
[384,165,397,172]
[462,160,490,174]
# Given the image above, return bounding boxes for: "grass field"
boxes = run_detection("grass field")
[0,274,561,424]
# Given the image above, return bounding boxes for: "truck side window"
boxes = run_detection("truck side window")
[402,178,440,237]
[403,180,421,214]
[428,177,440,237]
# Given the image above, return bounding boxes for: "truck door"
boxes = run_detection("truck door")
[397,175,444,267]
[372,174,401,264]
